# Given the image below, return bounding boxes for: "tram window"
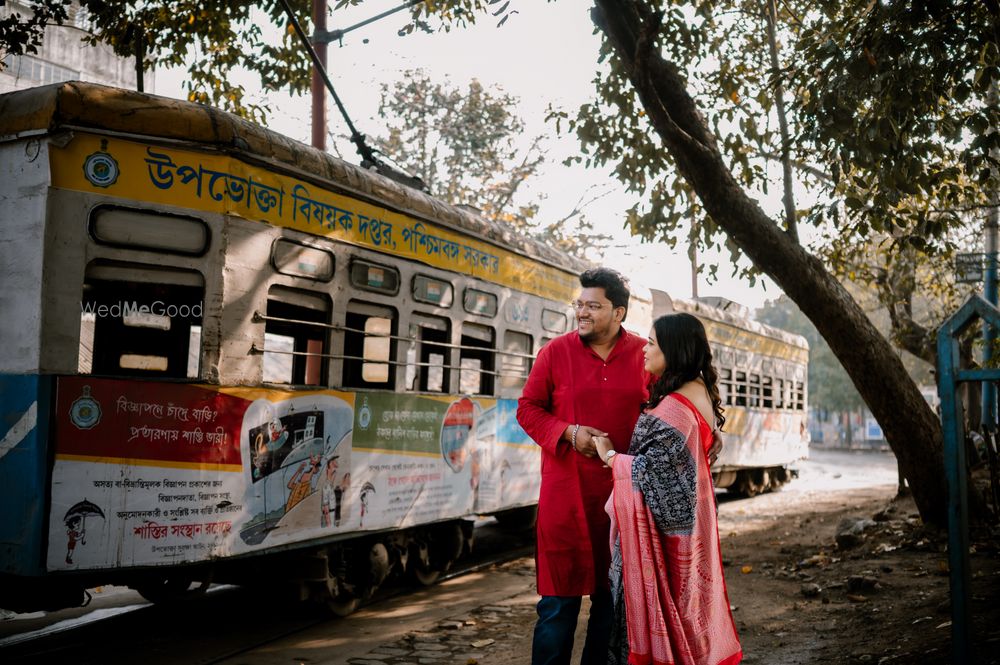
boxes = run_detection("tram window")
[775,378,785,409]
[262,286,329,386]
[762,377,773,408]
[80,262,203,379]
[542,308,568,334]
[794,381,805,410]
[412,275,454,308]
[343,301,396,388]
[463,288,498,318]
[271,239,334,281]
[459,322,495,395]
[734,371,748,406]
[749,374,761,407]
[500,331,532,391]
[718,368,733,406]
[349,259,399,295]
[405,314,450,393]
[90,206,209,256]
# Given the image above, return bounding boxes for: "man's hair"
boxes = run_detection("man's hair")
[579,267,630,321]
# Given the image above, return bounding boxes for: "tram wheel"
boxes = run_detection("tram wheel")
[409,539,443,586]
[325,593,360,617]
[134,570,213,604]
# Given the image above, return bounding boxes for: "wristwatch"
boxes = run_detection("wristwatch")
[604,449,617,464]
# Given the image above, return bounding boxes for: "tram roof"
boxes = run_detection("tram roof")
[652,289,809,351]
[0,81,591,278]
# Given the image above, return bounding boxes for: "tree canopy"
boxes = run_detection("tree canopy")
[370,70,610,258]
[4,0,998,525]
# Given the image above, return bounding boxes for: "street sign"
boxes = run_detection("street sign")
[955,253,985,284]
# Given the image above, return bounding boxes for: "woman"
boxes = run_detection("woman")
[594,313,742,665]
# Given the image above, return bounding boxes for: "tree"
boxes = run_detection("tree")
[4,0,995,526]
[584,0,997,527]
[370,70,610,257]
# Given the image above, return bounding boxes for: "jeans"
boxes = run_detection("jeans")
[531,590,613,665]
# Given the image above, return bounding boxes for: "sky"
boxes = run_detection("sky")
[157,1,784,311]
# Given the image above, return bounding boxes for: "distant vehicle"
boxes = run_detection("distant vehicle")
[0,82,806,615]
[655,293,810,496]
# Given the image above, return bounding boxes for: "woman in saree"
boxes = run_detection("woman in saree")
[594,313,742,665]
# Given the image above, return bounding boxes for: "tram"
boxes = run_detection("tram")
[0,82,806,614]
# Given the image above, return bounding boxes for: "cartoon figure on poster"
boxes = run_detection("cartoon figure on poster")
[359,481,376,528]
[321,457,352,528]
[239,395,354,546]
[62,499,105,564]
[440,397,476,473]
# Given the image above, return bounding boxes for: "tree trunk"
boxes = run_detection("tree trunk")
[591,0,956,527]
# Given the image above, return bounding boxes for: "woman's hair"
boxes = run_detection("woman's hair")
[644,312,726,430]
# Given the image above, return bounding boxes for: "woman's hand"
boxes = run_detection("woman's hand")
[592,435,614,464]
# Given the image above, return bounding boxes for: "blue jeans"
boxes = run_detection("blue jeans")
[531,591,612,665]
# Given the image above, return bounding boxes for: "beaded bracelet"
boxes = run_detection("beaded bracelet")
[571,424,581,452]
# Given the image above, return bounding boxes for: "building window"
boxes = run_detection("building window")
[1,53,80,85]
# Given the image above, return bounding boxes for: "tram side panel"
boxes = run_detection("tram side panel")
[45,378,539,572]
[0,139,52,579]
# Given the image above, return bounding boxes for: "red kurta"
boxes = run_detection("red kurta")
[517,329,648,596]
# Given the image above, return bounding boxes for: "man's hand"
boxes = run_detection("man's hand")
[708,430,723,466]
[592,435,615,463]
[564,424,607,458]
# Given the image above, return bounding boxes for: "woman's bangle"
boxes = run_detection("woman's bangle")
[571,424,581,451]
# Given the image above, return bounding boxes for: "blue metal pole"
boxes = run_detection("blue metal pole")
[938,324,972,665]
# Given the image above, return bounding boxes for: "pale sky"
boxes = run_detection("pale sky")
[158,1,785,311]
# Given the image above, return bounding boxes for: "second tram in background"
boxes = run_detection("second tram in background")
[0,82,806,617]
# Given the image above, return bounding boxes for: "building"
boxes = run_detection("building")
[0,1,152,94]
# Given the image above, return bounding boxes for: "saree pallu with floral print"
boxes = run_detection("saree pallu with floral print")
[606,394,742,665]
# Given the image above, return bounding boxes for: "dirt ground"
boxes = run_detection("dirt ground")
[312,456,1000,665]
[720,487,1000,665]
[440,483,1000,665]
[372,460,1000,665]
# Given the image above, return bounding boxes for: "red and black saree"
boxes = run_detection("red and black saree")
[606,393,742,665]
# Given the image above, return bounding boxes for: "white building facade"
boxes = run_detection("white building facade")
[0,1,153,94]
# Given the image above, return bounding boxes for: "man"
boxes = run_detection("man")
[517,267,648,665]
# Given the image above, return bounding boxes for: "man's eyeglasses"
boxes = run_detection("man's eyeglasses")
[571,301,608,312]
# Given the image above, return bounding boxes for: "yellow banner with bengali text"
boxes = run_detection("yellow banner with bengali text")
[50,134,579,303]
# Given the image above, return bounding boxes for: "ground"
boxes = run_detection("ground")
[331,449,1000,665]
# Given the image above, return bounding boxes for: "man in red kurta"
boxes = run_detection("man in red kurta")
[517,267,648,665]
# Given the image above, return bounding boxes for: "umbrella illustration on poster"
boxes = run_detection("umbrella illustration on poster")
[63,499,105,564]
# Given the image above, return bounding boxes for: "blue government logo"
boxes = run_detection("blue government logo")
[82,140,120,188]
[70,386,102,430]
[358,396,372,431]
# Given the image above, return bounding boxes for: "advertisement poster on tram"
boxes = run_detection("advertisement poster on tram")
[48,378,542,571]
[48,377,251,571]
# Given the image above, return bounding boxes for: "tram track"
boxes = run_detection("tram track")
[0,523,535,665]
